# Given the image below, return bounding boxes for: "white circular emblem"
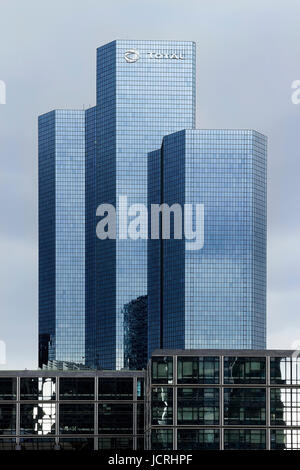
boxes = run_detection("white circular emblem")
[124,50,140,63]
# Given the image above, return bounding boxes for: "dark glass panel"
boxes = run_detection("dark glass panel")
[151,429,173,450]
[177,429,219,450]
[137,403,144,433]
[224,429,266,450]
[59,438,94,451]
[224,357,266,384]
[98,404,133,434]
[270,357,300,385]
[0,378,17,400]
[59,404,94,434]
[224,388,266,425]
[19,438,56,450]
[98,437,133,450]
[98,378,133,400]
[59,378,94,400]
[177,388,219,425]
[177,356,219,384]
[152,357,173,384]
[0,439,16,450]
[0,404,16,435]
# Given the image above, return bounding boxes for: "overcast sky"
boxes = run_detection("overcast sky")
[0,0,300,369]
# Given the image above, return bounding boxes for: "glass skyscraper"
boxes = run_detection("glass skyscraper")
[88,40,196,369]
[38,110,86,367]
[148,129,267,354]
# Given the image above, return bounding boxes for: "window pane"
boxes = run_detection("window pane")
[59,378,94,400]
[152,357,173,384]
[224,388,266,425]
[152,387,173,425]
[98,378,133,400]
[59,404,94,434]
[19,438,56,450]
[98,404,133,434]
[177,388,219,425]
[137,378,144,400]
[0,404,16,435]
[59,438,94,451]
[177,357,219,384]
[224,429,266,450]
[0,379,17,400]
[99,437,133,450]
[151,429,173,450]
[271,429,300,450]
[270,357,300,385]
[20,378,56,400]
[177,429,219,450]
[270,388,300,426]
[20,404,56,435]
[0,439,16,450]
[224,357,266,384]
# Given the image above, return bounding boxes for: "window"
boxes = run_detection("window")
[151,429,173,450]
[98,404,133,434]
[98,378,133,400]
[0,404,16,435]
[271,429,300,450]
[59,438,94,451]
[20,378,56,400]
[20,404,56,435]
[99,437,133,450]
[59,378,94,400]
[177,429,219,450]
[177,357,219,384]
[224,429,266,450]
[224,388,266,425]
[59,404,94,434]
[270,388,300,426]
[19,438,56,450]
[0,379,16,401]
[152,357,173,384]
[270,357,300,385]
[224,357,266,384]
[152,387,173,425]
[177,388,219,425]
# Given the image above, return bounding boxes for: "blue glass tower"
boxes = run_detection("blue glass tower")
[148,129,267,354]
[90,40,196,369]
[38,109,86,367]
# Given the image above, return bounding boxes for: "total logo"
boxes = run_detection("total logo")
[124,50,185,63]
[124,50,140,63]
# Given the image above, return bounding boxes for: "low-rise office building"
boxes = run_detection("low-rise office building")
[1,350,300,450]
[0,369,144,450]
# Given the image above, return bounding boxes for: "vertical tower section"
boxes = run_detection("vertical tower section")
[94,40,196,369]
[39,110,86,367]
[148,129,267,353]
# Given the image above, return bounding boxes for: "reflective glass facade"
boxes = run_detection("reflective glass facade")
[2,350,300,450]
[91,40,196,369]
[146,350,300,450]
[0,370,143,450]
[38,110,86,366]
[148,129,267,352]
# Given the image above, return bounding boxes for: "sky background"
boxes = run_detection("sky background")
[0,0,299,369]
